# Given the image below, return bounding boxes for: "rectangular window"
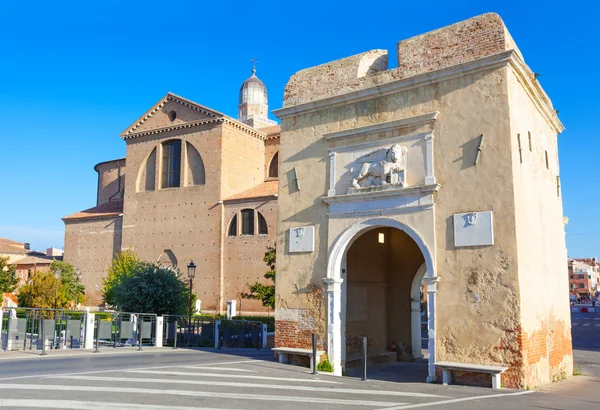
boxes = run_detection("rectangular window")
[579,283,585,288]
[545,150,549,170]
[241,209,254,235]
[517,134,522,164]
[162,140,182,188]
[579,275,585,279]
[570,275,574,279]
[528,131,532,152]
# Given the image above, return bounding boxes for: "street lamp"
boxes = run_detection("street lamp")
[53,268,62,349]
[75,269,82,309]
[187,261,196,317]
[54,268,62,313]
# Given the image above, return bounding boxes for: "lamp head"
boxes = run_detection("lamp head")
[187,261,197,280]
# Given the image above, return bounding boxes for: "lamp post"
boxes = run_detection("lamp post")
[53,268,62,349]
[54,269,62,315]
[187,261,196,317]
[75,269,82,309]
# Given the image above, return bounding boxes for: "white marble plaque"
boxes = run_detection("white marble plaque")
[453,211,494,247]
[289,226,315,253]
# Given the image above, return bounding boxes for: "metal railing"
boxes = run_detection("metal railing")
[1,307,87,351]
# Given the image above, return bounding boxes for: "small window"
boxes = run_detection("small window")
[228,215,238,237]
[258,212,268,235]
[241,209,254,235]
[579,283,585,288]
[569,275,573,279]
[545,150,549,169]
[162,140,181,188]
[589,275,592,280]
[579,275,585,279]
[168,111,177,122]
[268,152,279,178]
[528,131,532,152]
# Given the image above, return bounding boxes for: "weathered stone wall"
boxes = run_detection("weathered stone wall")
[64,216,123,305]
[507,68,572,387]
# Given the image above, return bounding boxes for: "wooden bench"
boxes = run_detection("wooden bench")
[273,347,326,370]
[435,362,508,389]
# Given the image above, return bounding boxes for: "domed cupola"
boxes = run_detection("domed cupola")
[238,66,277,129]
[239,67,268,108]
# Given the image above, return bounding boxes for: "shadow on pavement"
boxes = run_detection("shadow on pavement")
[345,358,429,383]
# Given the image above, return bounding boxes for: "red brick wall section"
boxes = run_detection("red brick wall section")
[520,316,572,387]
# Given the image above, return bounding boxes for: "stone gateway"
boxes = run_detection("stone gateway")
[273,13,571,389]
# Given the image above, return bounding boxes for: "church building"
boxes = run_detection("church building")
[63,68,280,313]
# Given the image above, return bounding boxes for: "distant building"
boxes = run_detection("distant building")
[0,238,64,295]
[568,258,599,299]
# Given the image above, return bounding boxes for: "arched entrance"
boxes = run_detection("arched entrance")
[325,218,438,381]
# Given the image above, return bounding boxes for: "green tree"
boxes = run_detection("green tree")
[242,244,275,309]
[0,256,19,294]
[17,260,84,309]
[111,263,191,315]
[102,249,140,306]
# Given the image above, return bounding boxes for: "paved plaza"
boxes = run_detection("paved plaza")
[0,311,598,409]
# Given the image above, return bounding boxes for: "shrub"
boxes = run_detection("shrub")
[317,359,334,372]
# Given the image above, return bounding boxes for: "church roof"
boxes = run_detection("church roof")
[257,125,280,138]
[120,92,267,141]
[224,180,278,202]
[62,199,124,222]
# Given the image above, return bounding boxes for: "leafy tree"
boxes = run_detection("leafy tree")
[17,260,84,309]
[102,249,140,306]
[111,263,191,315]
[242,244,275,309]
[0,256,19,294]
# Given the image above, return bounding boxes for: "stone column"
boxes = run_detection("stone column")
[425,134,436,185]
[328,152,336,197]
[424,276,440,382]
[324,277,344,376]
[411,298,424,359]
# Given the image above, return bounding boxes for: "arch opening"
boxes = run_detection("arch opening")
[326,217,437,381]
[344,227,428,369]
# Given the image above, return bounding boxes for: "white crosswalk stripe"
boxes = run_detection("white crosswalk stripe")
[0,400,232,410]
[0,384,407,407]
[123,369,342,383]
[55,375,447,398]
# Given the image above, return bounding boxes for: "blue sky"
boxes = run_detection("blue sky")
[0,1,597,257]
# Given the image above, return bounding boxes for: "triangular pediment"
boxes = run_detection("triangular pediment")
[120,92,224,138]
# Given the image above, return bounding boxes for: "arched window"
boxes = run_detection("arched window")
[161,140,182,188]
[268,152,279,178]
[228,214,238,237]
[241,209,255,235]
[258,212,268,235]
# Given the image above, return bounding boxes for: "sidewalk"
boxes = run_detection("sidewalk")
[0,346,197,360]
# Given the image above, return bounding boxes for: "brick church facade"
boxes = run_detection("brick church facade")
[63,69,279,314]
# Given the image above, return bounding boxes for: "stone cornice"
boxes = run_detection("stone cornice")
[507,53,565,133]
[273,50,563,134]
[121,117,267,141]
[324,112,438,141]
[323,183,441,204]
[121,92,267,141]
